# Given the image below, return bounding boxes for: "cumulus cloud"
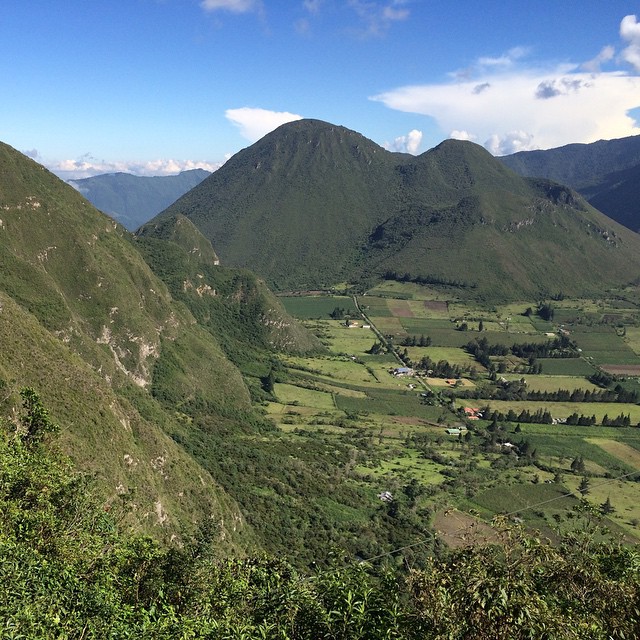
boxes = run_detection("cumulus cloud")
[45,156,224,181]
[371,17,640,155]
[449,130,476,142]
[200,0,259,13]
[484,131,536,156]
[225,107,304,142]
[621,14,640,71]
[384,129,423,154]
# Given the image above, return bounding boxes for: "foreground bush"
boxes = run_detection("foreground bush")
[2,390,639,638]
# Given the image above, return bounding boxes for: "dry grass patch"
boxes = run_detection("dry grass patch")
[387,299,414,317]
[586,439,640,470]
[600,364,640,376]
[426,377,475,388]
[433,509,499,548]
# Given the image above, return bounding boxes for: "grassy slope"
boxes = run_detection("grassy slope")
[151,120,640,300]
[0,141,255,546]
[151,119,405,290]
[136,214,320,378]
[359,141,640,300]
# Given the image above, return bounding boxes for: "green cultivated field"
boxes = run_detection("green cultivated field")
[537,358,596,375]
[625,327,640,355]
[573,328,640,365]
[271,283,640,546]
[504,374,600,393]
[408,346,482,369]
[280,295,358,319]
[274,383,336,410]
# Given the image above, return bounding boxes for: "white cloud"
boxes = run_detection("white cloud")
[200,0,258,13]
[484,131,536,156]
[582,45,615,72]
[45,156,224,181]
[225,107,304,141]
[621,15,640,71]
[371,18,640,155]
[347,0,410,37]
[477,47,528,69]
[449,130,476,142]
[384,129,423,154]
[23,148,41,161]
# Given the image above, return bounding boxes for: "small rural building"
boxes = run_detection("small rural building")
[463,407,482,420]
[392,367,415,377]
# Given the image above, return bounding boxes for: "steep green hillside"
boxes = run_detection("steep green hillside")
[360,141,640,299]
[0,141,254,545]
[150,120,640,300]
[136,214,321,381]
[69,169,210,230]
[153,119,405,289]
[501,135,640,233]
[1,141,433,567]
[588,163,640,232]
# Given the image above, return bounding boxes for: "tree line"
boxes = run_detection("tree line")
[453,379,639,404]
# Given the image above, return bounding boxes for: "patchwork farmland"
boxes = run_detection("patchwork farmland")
[274,283,640,542]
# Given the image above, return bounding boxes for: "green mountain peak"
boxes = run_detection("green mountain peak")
[152,120,640,299]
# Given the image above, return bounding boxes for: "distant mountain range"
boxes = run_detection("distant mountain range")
[147,119,640,300]
[501,135,640,233]
[69,169,210,230]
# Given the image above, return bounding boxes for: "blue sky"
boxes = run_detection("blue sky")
[2,1,640,178]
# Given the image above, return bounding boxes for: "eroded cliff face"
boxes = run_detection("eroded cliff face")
[0,142,254,547]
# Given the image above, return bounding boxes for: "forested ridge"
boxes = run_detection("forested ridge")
[3,389,640,638]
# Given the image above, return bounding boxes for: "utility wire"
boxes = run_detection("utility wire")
[358,467,640,566]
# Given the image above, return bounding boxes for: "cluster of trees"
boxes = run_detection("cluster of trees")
[600,412,634,427]
[564,413,598,426]
[536,301,555,321]
[487,408,637,427]
[382,270,472,290]
[416,355,464,379]
[329,306,348,320]
[485,408,553,425]
[367,341,386,355]
[455,382,638,404]
[465,337,509,367]
[480,407,637,428]
[465,335,579,369]
[400,334,432,347]
[526,387,639,404]
[590,370,615,387]
[510,334,578,359]
[4,390,640,638]
[395,349,470,379]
